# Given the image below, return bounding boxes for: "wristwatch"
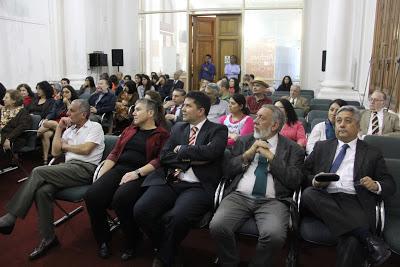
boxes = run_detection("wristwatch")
[135,170,143,179]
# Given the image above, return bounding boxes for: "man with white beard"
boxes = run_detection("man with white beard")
[209,104,305,267]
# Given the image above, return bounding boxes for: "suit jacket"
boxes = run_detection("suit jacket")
[172,80,184,90]
[304,138,395,232]
[283,96,310,114]
[360,109,400,137]
[224,134,305,200]
[88,89,117,115]
[142,120,228,197]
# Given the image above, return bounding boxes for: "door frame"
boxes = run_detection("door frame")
[189,13,242,91]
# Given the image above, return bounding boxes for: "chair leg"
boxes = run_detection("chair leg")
[53,201,84,227]
[107,213,120,232]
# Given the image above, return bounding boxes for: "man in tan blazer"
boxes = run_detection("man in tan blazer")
[360,90,400,137]
[283,85,310,114]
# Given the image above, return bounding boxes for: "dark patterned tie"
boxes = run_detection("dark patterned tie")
[329,144,350,173]
[371,111,379,135]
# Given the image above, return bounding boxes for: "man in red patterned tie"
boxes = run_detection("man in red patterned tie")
[134,91,228,267]
[360,90,400,137]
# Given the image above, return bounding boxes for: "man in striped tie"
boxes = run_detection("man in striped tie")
[302,106,395,267]
[210,104,305,267]
[135,91,228,267]
[359,90,400,137]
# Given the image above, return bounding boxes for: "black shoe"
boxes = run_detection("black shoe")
[98,242,111,259]
[0,223,15,235]
[152,257,165,267]
[121,248,135,261]
[29,236,59,260]
[366,236,391,266]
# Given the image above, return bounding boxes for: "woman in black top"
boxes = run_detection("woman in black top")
[84,99,169,260]
[26,81,55,119]
[277,75,293,91]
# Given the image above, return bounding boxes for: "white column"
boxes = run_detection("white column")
[318,0,358,100]
[63,0,88,84]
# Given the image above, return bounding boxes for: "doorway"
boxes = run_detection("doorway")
[189,14,242,90]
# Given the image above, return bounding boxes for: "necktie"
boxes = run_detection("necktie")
[188,126,198,145]
[170,105,177,115]
[290,98,295,105]
[252,154,269,197]
[329,144,350,173]
[371,111,379,135]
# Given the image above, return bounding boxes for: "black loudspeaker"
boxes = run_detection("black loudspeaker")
[322,50,327,72]
[89,53,108,67]
[112,49,124,66]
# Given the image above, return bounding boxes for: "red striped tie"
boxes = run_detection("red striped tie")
[188,126,198,145]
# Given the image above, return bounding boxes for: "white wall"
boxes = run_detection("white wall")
[0,0,140,90]
[301,0,377,101]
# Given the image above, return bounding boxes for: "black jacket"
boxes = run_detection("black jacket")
[304,138,396,232]
[1,108,32,151]
[88,89,117,115]
[143,120,228,198]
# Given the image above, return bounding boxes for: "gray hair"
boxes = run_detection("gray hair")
[372,90,387,100]
[336,105,361,125]
[73,99,90,119]
[207,83,220,93]
[262,104,286,133]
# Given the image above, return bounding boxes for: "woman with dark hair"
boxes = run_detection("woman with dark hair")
[84,98,169,260]
[124,75,132,83]
[0,82,6,106]
[144,90,170,131]
[137,74,155,99]
[134,74,143,89]
[26,81,55,119]
[37,85,78,164]
[114,80,139,133]
[155,75,172,100]
[306,98,348,154]
[79,76,96,96]
[219,94,254,146]
[228,78,241,95]
[277,75,293,91]
[0,90,32,166]
[151,73,159,88]
[275,98,307,148]
[16,83,35,107]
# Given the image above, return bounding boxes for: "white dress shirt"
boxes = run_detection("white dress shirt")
[306,121,327,155]
[179,119,207,183]
[236,133,278,198]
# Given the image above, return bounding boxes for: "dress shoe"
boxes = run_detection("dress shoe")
[120,248,135,261]
[366,236,391,266]
[98,242,111,259]
[0,223,15,235]
[29,236,59,260]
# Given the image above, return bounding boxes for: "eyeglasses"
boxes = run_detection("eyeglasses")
[368,98,384,103]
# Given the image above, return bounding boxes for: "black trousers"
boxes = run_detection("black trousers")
[134,181,213,266]
[301,187,369,267]
[84,165,145,248]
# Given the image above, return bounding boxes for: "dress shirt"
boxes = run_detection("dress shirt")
[326,138,381,194]
[179,119,207,183]
[367,109,384,135]
[236,133,278,198]
[224,64,241,79]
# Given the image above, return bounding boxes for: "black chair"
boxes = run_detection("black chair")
[52,135,119,227]
[346,100,361,106]
[298,117,309,134]
[306,110,328,124]
[310,103,329,111]
[301,90,315,98]
[382,158,400,255]
[310,99,332,105]
[364,135,400,159]
[294,108,305,118]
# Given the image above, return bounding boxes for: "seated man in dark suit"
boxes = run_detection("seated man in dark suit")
[88,77,117,123]
[164,88,186,124]
[134,91,228,267]
[171,70,184,90]
[210,104,305,267]
[301,105,395,267]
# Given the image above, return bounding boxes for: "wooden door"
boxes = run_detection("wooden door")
[191,16,216,90]
[216,15,242,81]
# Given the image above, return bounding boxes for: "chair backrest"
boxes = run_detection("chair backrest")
[310,103,329,111]
[384,158,400,211]
[364,135,400,159]
[102,135,119,161]
[294,108,305,118]
[311,118,326,131]
[298,117,309,133]
[79,92,91,100]
[19,114,42,153]
[307,110,328,123]
[301,90,315,98]
[310,99,332,105]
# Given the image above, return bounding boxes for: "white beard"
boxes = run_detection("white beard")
[254,128,271,140]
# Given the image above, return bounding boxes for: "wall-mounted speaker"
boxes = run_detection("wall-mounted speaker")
[112,49,124,66]
[322,50,327,72]
[89,52,108,67]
